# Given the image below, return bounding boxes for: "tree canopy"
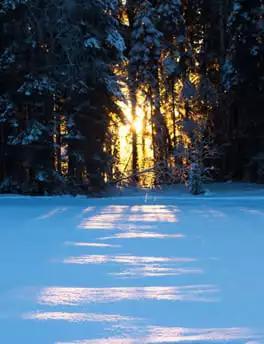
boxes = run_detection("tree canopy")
[0,0,263,194]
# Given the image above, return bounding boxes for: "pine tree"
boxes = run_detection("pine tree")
[56,0,125,191]
[170,0,219,191]
[129,0,170,182]
[0,0,125,194]
[0,0,70,194]
[222,0,264,181]
[157,0,189,160]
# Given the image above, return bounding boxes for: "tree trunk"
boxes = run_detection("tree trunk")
[128,74,139,183]
[171,79,177,148]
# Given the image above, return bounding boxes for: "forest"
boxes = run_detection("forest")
[0,0,263,195]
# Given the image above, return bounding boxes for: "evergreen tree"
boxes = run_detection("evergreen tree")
[157,0,190,163]
[0,0,125,194]
[0,1,57,194]
[59,0,125,191]
[129,0,170,182]
[222,0,264,181]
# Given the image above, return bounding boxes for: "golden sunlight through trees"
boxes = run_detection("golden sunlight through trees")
[116,96,155,187]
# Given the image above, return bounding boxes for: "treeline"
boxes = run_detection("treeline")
[0,0,125,194]
[0,0,263,195]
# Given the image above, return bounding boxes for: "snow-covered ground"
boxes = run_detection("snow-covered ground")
[0,183,264,344]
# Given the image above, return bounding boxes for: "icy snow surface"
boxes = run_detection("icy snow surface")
[0,183,264,343]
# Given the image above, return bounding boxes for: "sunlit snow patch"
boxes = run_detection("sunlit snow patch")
[23,311,136,323]
[56,326,263,344]
[65,242,120,248]
[38,285,219,306]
